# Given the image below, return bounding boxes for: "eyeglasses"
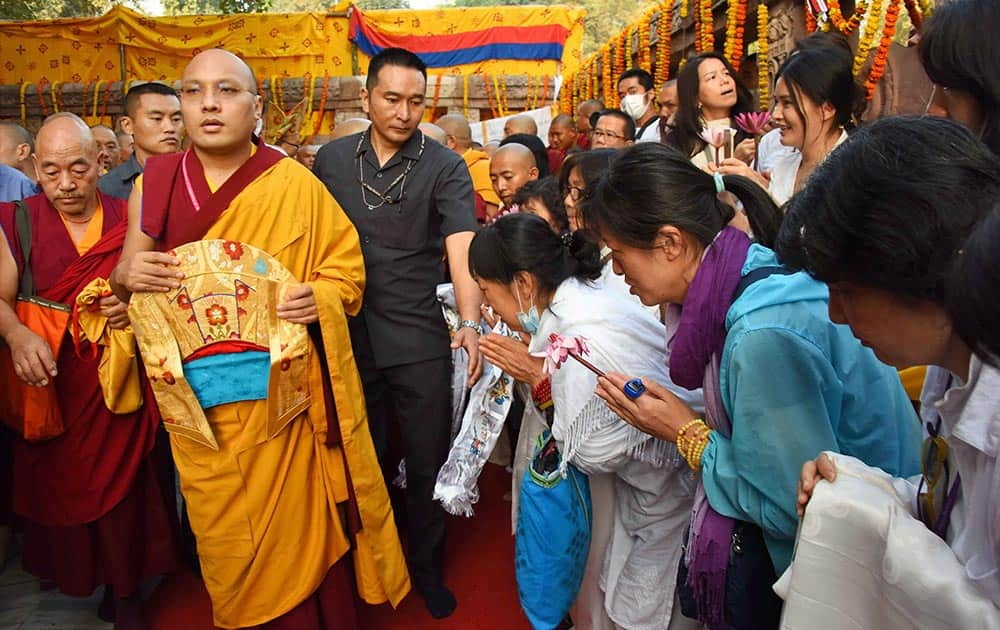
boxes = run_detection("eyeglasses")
[564,185,586,201]
[179,82,255,102]
[590,129,624,141]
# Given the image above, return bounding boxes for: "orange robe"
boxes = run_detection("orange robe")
[132,154,409,628]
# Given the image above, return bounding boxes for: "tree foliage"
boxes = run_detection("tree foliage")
[0,0,141,19]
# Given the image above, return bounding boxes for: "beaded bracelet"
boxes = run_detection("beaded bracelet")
[676,418,708,458]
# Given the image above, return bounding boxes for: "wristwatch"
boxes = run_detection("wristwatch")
[458,319,484,335]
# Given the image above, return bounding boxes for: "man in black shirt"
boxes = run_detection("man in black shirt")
[314,48,482,620]
[98,82,182,200]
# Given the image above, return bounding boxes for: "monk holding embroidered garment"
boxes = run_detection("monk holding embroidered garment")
[0,113,179,629]
[111,49,409,629]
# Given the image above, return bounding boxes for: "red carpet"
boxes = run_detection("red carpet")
[145,463,530,630]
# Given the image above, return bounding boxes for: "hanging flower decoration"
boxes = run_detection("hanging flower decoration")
[532,333,599,377]
[725,0,748,71]
[827,0,869,34]
[865,0,900,101]
[918,0,933,19]
[806,2,818,32]
[654,0,672,88]
[903,0,923,30]
[624,25,633,70]
[540,75,551,109]
[498,73,510,117]
[854,0,886,76]
[680,0,689,20]
[312,74,330,139]
[602,45,613,107]
[700,0,715,53]
[481,72,498,119]
[638,7,654,72]
[757,2,770,110]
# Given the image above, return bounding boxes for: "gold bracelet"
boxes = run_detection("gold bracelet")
[684,429,712,471]
[684,425,708,463]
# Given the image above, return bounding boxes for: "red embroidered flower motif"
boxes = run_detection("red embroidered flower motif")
[163,417,175,424]
[162,371,176,385]
[235,283,250,302]
[223,241,244,260]
[176,293,192,310]
[280,358,292,371]
[206,304,228,326]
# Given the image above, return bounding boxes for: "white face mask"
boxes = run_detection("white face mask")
[621,93,649,121]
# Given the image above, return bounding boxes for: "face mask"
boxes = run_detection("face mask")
[514,287,541,334]
[621,93,649,121]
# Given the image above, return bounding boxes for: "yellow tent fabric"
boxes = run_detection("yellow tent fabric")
[0,4,583,86]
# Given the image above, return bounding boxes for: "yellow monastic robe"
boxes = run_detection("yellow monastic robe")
[136,158,410,627]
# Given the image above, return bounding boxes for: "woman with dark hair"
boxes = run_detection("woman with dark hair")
[512,176,568,234]
[717,46,860,204]
[920,0,1000,154]
[559,149,618,232]
[789,117,1000,619]
[585,142,921,629]
[663,52,756,169]
[948,207,1000,367]
[470,212,702,629]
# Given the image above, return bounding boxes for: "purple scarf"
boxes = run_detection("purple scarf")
[668,226,751,627]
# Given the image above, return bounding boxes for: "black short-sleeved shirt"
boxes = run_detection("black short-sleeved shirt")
[315,129,476,369]
[97,154,143,200]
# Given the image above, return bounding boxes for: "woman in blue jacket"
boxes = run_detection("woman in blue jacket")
[585,143,921,630]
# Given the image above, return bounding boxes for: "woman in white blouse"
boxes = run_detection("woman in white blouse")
[717,46,859,206]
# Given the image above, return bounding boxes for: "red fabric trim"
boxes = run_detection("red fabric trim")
[183,339,269,363]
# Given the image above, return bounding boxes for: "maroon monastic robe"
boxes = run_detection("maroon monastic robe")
[0,191,179,597]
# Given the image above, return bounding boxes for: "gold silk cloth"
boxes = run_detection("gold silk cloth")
[129,239,310,451]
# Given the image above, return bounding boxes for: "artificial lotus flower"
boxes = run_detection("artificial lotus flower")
[734,111,772,137]
[699,127,736,165]
[532,333,600,377]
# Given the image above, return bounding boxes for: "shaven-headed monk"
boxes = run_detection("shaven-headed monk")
[489,143,538,212]
[503,113,538,138]
[437,114,500,221]
[0,113,179,628]
[110,48,408,630]
[546,113,577,173]
[330,117,371,141]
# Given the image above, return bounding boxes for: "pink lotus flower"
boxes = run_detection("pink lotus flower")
[734,111,772,137]
[532,333,599,377]
[699,127,732,149]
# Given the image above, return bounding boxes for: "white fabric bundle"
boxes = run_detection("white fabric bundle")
[776,452,1000,629]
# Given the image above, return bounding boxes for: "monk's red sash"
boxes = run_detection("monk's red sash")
[141,138,285,250]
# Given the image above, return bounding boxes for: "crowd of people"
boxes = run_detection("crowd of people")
[0,0,997,628]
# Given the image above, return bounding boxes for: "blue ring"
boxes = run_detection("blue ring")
[623,378,646,400]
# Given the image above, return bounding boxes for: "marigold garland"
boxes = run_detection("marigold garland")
[482,73,497,119]
[624,26,633,70]
[302,74,314,133]
[602,45,613,106]
[19,82,29,125]
[312,74,330,138]
[654,1,672,87]
[680,0,688,20]
[499,73,510,117]
[693,0,702,53]
[52,82,62,113]
[725,0,748,71]
[638,8,653,72]
[100,81,113,120]
[463,74,471,118]
[38,82,50,118]
[757,3,770,110]
[828,0,869,35]
[806,3,818,32]
[865,0,900,100]
[903,0,923,30]
[525,75,534,112]
[854,0,886,76]
[91,81,101,120]
[540,75,550,109]
[700,0,714,52]
[918,0,933,18]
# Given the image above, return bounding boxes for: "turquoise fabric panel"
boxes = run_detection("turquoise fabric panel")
[185,350,270,409]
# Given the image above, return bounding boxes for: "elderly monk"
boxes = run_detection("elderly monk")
[0,112,179,628]
[91,124,121,172]
[110,48,408,629]
[330,117,371,141]
[489,143,538,212]
[437,114,500,221]
[0,122,37,182]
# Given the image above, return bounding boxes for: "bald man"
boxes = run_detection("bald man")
[111,48,407,629]
[546,113,578,173]
[489,143,538,212]
[0,113,179,626]
[330,117,371,141]
[418,121,448,145]
[437,113,500,221]
[575,98,604,150]
[91,124,121,172]
[0,122,37,181]
[503,113,538,138]
[116,130,134,164]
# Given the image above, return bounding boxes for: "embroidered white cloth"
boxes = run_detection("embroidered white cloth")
[776,451,1000,629]
[528,277,704,630]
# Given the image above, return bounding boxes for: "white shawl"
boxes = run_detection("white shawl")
[528,277,704,630]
